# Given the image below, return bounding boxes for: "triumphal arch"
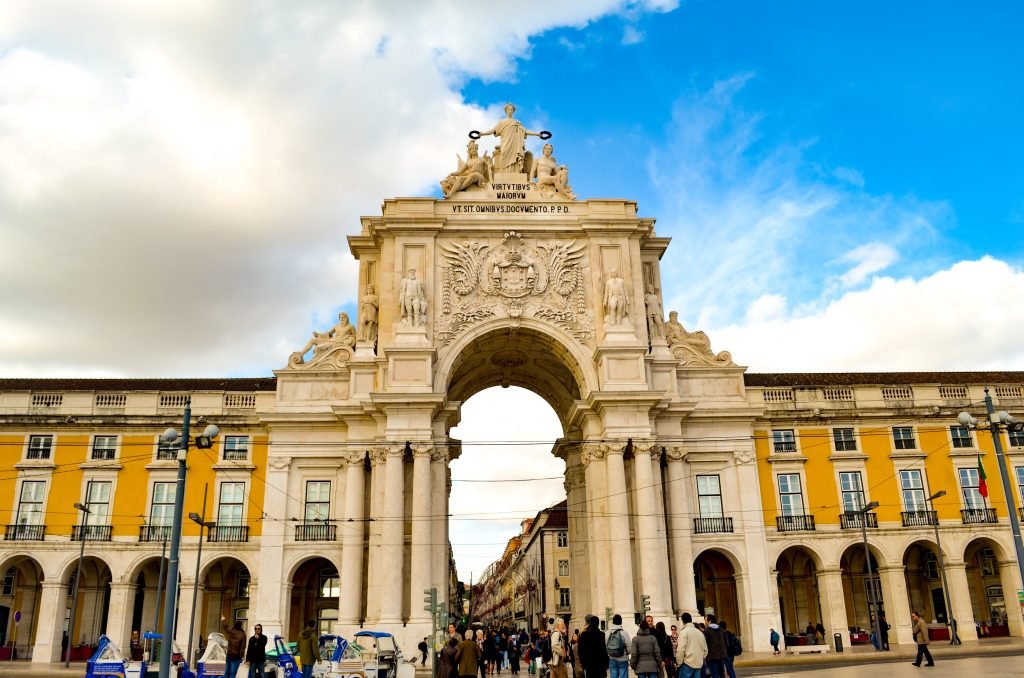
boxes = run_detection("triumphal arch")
[258,105,774,649]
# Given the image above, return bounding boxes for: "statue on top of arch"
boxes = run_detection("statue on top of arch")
[664,310,735,367]
[440,102,576,200]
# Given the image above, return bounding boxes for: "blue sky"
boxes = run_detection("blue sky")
[3,1,1024,579]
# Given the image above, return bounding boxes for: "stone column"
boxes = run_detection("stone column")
[878,565,913,645]
[817,569,850,648]
[632,440,670,618]
[733,447,775,652]
[253,456,292,638]
[410,443,434,624]
[432,447,451,612]
[339,451,367,625]
[582,443,610,615]
[379,444,406,623]
[174,577,199,649]
[105,582,135,649]
[664,446,695,613]
[365,448,387,622]
[563,455,590,630]
[605,443,636,615]
[31,581,65,663]
[998,559,1023,638]
[942,561,977,643]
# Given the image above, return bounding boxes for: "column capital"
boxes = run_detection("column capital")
[411,442,433,458]
[342,450,367,465]
[430,447,449,463]
[632,439,658,456]
[663,445,687,462]
[267,456,291,471]
[370,447,388,465]
[385,444,406,458]
[580,442,607,468]
[564,466,585,491]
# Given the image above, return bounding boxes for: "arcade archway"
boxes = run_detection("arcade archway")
[694,549,740,633]
[0,556,43,659]
[200,557,250,635]
[840,544,884,633]
[775,547,821,637]
[289,557,340,638]
[61,556,112,650]
[964,538,1010,637]
[903,541,946,624]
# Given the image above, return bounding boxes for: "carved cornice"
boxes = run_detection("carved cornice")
[733,448,754,465]
[267,457,291,471]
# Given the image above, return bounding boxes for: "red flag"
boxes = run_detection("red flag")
[978,454,988,498]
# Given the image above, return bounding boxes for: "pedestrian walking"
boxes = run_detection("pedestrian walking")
[457,633,482,678]
[548,619,569,678]
[701,615,727,678]
[220,616,247,678]
[578,614,608,678]
[653,621,672,678]
[296,619,319,678]
[509,633,521,675]
[605,614,630,678]
[245,623,268,678]
[815,622,826,645]
[879,613,891,651]
[440,637,459,678]
[674,613,707,678]
[768,628,780,655]
[720,622,739,678]
[910,611,935,667]
[628,620,661,678]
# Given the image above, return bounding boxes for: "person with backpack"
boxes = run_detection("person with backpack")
[768,627,780,655]
[578,614,608,678]
[605,614,630,678]
[675,613,707,678]
[548,619,569,678]
[719,621,740,678]
[701,615,727,678]
[628,620,661,678]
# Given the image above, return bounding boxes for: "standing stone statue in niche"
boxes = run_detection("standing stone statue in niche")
[291,312,356,364]
[644,285,665,340]
[440,140,492,197]
[530,143,576,200]
[474,103,549,174]
[603,271,629,326]
[399,269,428,327]
[358,284,379,342]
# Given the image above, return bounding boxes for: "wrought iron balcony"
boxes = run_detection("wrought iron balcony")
[72,525,112,541]
[840,512,878,529]
[295,522,336,541]
[776,514,815,532]
[207,525,249,542]
[961,508,998,524]
[901,510,937,527]
[693,516,734,534]
[4,524,45,541]
[773,441,797,453]
[139,525,173,542]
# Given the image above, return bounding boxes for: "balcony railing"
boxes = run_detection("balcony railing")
[773,441,796,453]
[4,524,45,541]
[961,508,998,524]
[139,525,173,542]
[1019,506,1024,522]
[694,517,734,534]
[208,525,249,542]
[776,514,815,532]
[295,522,336,541]
[901,510,937,527]
[72,525,112,541]
[840,512,878,529]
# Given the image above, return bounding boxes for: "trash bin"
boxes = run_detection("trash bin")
[833,633,843,652]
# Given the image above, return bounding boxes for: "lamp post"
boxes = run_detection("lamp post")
[65,502,90,668]
[854,500,883,651]
[185,482,210,668]
[926,490,960,644]
[959,392,1024,617]
[157,397,219,678]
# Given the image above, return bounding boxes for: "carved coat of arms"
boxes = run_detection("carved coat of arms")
[437,231,592,344]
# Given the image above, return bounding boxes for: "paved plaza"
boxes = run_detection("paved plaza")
[745,653,1024,677]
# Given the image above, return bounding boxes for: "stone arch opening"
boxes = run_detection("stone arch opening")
[902,540,946,625]
[61,556,112,652]
[775,546,822,638]
[693,549,740,634]
[0,555,43,659]
[200,557,250,637]
[839,543,884,641]
[963,537,1011,637]
[126,556,173,641]
[288,556,341,639]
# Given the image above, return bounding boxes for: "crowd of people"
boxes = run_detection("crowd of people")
[437,612,744,678]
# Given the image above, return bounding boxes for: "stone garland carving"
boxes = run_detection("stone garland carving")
[288,312,356,368]
[399,269,428,327]
[267,457,291,471]
[370,447,388,465]
[664,310,735,367]
[436,231,593,345]
[632,439,657,456]
[411,442,433,458]
[342,450,367,466]
[733,448,755,465]
[662,445,687,462]
[358,285,379,343]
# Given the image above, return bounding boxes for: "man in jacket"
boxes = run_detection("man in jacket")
[702,615,727,678]
[549,618,569,678]
[605,614,631,678]
[245,623,268,678]
[456,633,481,678]
[220,616,247,678]
[910,611,934,667]
[675,613,707,678]
[296,619,319,678]
[577,614,608,678]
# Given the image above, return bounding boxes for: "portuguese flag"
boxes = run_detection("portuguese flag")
[978,454,988,498]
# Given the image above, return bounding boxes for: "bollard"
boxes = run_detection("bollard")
[833,632,843,652]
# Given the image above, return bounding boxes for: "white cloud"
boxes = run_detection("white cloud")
[838,242,899,287]
[713,257,1024,371]
[832,166,864,187]
[622,25,645,45]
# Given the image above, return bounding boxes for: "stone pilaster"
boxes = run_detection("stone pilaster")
[252,455,291,638]
[31,581,65,663]
[817,569,850,649]
[379,444,406,623]
[409,443,434,623]
[581,443,610,615]
[365,448,387,622]
[604,443,636,616]
[339,451,367,625]
[878,565,913,645]
[632,440,670,618]
[664,446,695,613]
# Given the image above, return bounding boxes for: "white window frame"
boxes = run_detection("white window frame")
[833,428,857,452]
[950,425,973,449]
[772,429,796,453]
[155,435,178,461]
[90,435,119,461]
[558,588,571,608]
[557,559,569,577]
[556,531,568,548]
[838,471,866,513]
[899,469,927,512]
[1016,466,1024,504]
[236,567,251,598]
[958,467,985,509]
[222,435,250,461]
[150,482,176,526]
[217,482,246,526]
[777,473,805,516]
[893,426,917,450]
[15,480,46,526]
[304,480,331,521]
[696,474,724,518]
[26,434,54,460]
[1008,428,1024,448]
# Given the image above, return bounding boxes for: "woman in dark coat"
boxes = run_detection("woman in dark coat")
[653,622,672,678]
[440,637,460,678]
[577,615,609,678]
